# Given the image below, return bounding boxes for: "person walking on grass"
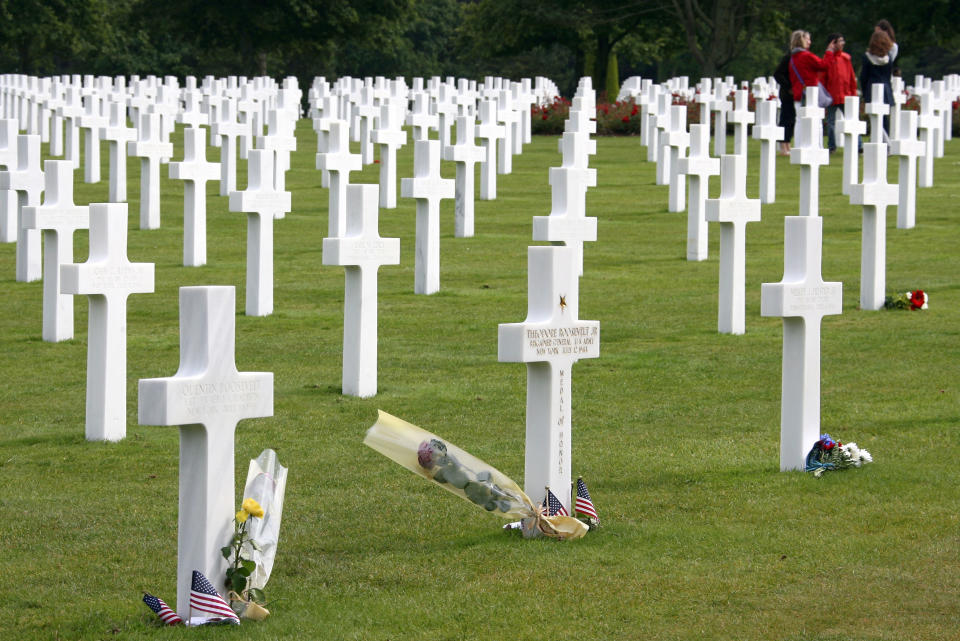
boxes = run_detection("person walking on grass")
[823,33,858,153]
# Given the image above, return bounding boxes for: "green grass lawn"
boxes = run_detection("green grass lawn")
[1,120,958,640]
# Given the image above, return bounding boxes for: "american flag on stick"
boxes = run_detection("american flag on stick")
[142,592,182,625]
[541,486,569,516]
[574,476,599,522]
[189,570,240,622]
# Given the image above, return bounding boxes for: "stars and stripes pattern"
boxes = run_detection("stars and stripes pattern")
[541,487,569,516]
[142,592,182,625]
[574,477,599,521]
[190,570,240,622]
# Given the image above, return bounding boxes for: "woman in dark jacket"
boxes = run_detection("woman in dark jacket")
[774,31,806,155]
[860,30,896,140]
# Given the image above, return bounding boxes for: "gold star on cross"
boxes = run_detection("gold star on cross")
[559,295,567,312]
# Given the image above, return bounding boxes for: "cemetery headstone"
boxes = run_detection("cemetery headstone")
[443,115,485,238]
[761,216,842,471]
[704,154,761,334]
[751,99,783,203]
[128,111,173,230]
[21,160,89,341]
[0,134,44,282]
[400,139,454,295]
[498,245,599,511]
[138,286,273,621]
[169,126,221,266]
[228,149,291,316]
[475,99,505,200]
[850,142,899,310]
[61,202,154,441]
[316,119,361,238]
[889,110,924,229]
[322,183,400,397]
[678,123,720,261]
[835,96,866,196]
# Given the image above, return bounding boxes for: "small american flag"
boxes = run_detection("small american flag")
[142,592,182,625]
[575,476,599,521]
[190,570,240,622]
[541,487,569,516]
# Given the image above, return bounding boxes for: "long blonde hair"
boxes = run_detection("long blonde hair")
[790,30,809,50]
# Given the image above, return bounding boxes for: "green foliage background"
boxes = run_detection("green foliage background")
[0,118,958,639]
[3,1,960,97]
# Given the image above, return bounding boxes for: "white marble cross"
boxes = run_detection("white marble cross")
[835,96,866,196]
[370,102,407,209]
[850,142,899,310]
[61,203,154,441]
[58,87,84,170]
[77,94,108,184]
[498,245,599,512]
[475,99,505,200]
[128,111,172,230]
[178,90,209,129]
[678,123,720,261]
[228,149,291,316]
[728,89,755,156]
[213,99,246,197]
[497,90,519,175]
[316,119,361,238]
[695,78,714,128]
[533,132,598,279]
[751,99,783,203]
[312,95,340,188]
[355,87,379,166]
[665,104,690,212]
[400,139,455,295]
[865,83,889,143]
[138,285,273,621]
[654,92,672,186]
[889,76,906,141]
[705,154,761,334]
[169,126,221,266]
[256,108,297,199]
[790,114,830,217]
[443,115,485,238]
[0,134,44,282]
[889,110,924,229]
[406,92,437,142]
[644,83,661,162]
[712,83,732,157]
[99,101,137,202]
[0,118,19,243]
[917,92,940,188]
[761,216,842,471]
[21,160,89,341]
[322,183,400,397]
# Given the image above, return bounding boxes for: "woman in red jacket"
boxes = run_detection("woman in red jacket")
[789,31,830,105]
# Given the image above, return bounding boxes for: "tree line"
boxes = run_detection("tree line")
[2,0,958,98]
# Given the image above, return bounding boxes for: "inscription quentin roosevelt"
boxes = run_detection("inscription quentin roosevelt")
[179,380,265,416]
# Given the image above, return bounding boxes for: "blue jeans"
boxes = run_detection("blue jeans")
[826,104,840,151]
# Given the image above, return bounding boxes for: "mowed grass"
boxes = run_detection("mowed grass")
[0,117,958,641]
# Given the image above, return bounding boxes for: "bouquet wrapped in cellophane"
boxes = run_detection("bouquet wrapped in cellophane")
[364,411,587,540]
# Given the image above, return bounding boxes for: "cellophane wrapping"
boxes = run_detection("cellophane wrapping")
[364,411,587,540]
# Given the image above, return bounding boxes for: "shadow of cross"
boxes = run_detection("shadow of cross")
[498,245,599,512]
[138,286,273,621]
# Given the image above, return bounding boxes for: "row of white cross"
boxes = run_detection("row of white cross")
[629,71,958,471]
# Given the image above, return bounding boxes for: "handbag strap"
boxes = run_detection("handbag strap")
[790,56,807,88]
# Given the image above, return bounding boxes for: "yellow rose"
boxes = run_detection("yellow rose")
[241,498,264,519]
[236,510,249,523]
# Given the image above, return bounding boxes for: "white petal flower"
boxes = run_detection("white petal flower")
[922,293,929,309]
[860,449,873,463]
